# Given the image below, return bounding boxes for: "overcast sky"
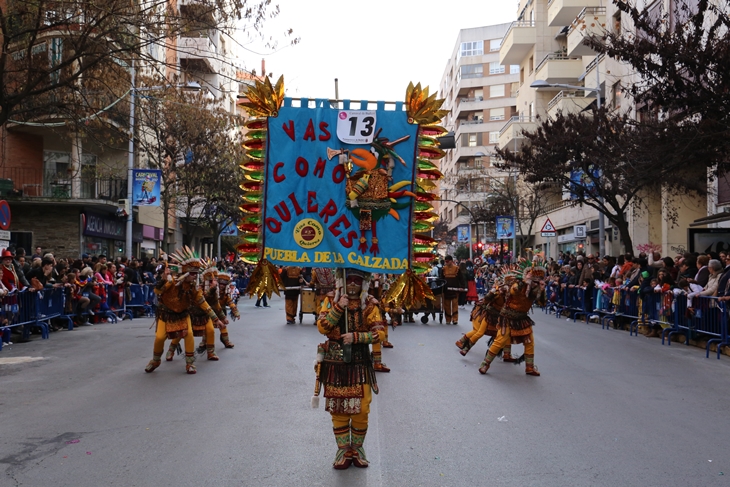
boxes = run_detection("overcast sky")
[235,0,518,102]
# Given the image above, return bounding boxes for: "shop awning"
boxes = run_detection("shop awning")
[690,211,730,227]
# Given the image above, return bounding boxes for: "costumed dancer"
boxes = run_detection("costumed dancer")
[478,263,547,376]
[311,267,336,313]
[369,294,390,373]
[214,270,240,347]
[167,258,220,361]
[441,255,465,325]
[282,266,303,324]
[147,249,223,374]
[381,298,400,348]
[312,268,386,469]
[456,274,516,360]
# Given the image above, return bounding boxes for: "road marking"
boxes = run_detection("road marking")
[0,356,45,365]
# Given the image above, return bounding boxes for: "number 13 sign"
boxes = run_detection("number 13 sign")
[336,110,377,144]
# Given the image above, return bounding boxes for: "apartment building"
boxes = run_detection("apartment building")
[0,0,244,258]
[438,24,520,253]
[496,0,706,258]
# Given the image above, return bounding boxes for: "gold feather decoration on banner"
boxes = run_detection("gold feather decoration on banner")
[384,269,435,311]
[245,259,284,299]
[240,75,285,118]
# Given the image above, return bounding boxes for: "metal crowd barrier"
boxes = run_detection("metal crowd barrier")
[664,294,728,359]
[0,283,139,349]
[542,285,729,360]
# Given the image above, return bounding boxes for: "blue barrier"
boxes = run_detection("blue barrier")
[664,295,728,358]
[125,284,152,318]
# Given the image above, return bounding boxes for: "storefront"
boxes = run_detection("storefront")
[81,211,144,259]
[140,225,163,259]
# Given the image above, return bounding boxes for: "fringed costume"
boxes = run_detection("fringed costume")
[479,265,546,377]
[312,269,386,469]
[282,266,303,324]
[147,250,219,374]
[456,287,512,360]
[441,259,465,325]
[215,271,239,348]
[311,267,336,313]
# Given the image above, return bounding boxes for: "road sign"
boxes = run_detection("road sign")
[0,230,10,240]
[0,200,11,231]
[541,218,556,237]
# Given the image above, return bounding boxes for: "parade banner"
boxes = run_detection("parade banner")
[496,216,514,239]
[457,224,471,243]
[132,169,161,206]
[262,100,419,273]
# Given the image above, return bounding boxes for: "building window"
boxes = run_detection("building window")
[460,64,483,79]
[718,174,730,205]
[489,62,505,75]
[490,85,505,97]
[612,82,623,110]
[468,134,477,147]
[510,65,520,74]
[489,39,502,51]
[490,108,505,120]
[489,132,499,144]
[459,40,484,57]
[528,56,534,74]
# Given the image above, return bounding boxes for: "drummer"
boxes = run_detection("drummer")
[282,266,304,324]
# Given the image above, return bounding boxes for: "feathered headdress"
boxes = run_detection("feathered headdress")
[168,246,202,281]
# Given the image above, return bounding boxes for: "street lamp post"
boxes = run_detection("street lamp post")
[126,65,201,259]
[530,74,605,258]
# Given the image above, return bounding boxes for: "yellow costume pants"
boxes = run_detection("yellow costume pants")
[485,328,534,365]
[170,319,215,348]
[444,296,459,323]
[285,297,298,322]
[330,385,371,430]
[466,317,488,344]
[154,318,195,355]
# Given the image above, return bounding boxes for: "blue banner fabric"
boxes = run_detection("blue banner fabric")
[132,169,161,206]
[496,216,514,240]
[262,99,419,273]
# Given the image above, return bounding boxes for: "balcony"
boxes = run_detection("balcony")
[534,53,584,84]
[0,167,126,201]
[178,36,219,74]
[548,0,603,26]
[499,21,536,65]
[567,7,607,56]
[498,115,537,151]
[546,91,594,118]
[583,53,606,90]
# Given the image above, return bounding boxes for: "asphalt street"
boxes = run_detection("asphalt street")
[1,296,730,487]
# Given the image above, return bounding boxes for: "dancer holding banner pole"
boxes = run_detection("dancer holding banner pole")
[313,268,386,469]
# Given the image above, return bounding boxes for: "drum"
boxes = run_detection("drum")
[300,288,317,314]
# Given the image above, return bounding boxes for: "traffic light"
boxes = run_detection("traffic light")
[477,242,483,250]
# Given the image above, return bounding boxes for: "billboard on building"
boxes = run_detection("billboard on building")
[132,169,161,206]
[496,216,514,239]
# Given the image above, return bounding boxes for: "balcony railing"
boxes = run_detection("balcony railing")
[502,20,536,44]
[547,90,583,112]
[461,119,484,126]
[535,52,580,73]
[568,7,607,36]
[499,115,536,136]
[584,52,605,75]
[538,199,578,217]
[0,167,127,200]
[459,96,484,103]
